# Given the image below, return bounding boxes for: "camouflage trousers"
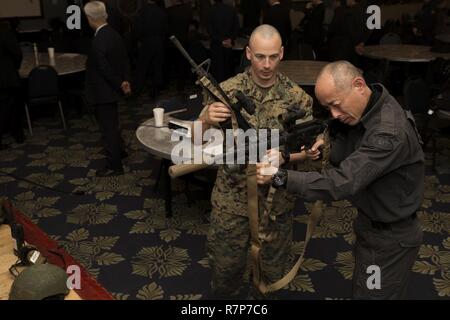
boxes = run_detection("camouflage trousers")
[207,208,293,299]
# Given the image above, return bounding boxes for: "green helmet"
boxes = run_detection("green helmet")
[9,264,70,300]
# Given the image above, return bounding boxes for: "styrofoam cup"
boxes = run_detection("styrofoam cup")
[48,47,55,59]
[153,107,164,127]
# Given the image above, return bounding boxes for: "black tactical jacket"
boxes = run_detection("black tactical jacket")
[287,84,424,223]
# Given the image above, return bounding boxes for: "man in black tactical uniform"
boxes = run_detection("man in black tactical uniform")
[260,61,424,299]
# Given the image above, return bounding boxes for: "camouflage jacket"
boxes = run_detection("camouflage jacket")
[202,69,313,217]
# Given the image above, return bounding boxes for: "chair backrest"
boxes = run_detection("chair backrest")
[27,65,59,99]
[379,32,402,45]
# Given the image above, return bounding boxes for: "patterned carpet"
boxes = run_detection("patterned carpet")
[0,89,449,300]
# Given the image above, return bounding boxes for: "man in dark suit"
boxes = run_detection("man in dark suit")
[302,0,325,53]
[167,0,193,92]
[99,0,124,34]
[208,0,240,83]
[240,0,263,35]
[263,0,292,48]
[133,0,168,99]
[327,0,371,65]
[413,0,439,45]
[0,21,23,150]
[84,1,131,177]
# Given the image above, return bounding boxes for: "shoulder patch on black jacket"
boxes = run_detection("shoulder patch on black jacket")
[368,134,395,151]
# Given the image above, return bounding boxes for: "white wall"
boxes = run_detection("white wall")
[17,0,69,32]
[0,0,42,19]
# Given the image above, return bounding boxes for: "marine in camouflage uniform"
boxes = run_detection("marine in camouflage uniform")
[201,68,313,298]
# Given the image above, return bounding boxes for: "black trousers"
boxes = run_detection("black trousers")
[167,45,190,92]
[0,88,24,145]
[134,37,165,95]
[352,213,423,299]
[94,102,123,171]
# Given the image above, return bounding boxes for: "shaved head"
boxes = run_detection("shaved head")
[249,24,282,49]
[315,61,371,126]
[246,24,284,87]
[316,60,364,92]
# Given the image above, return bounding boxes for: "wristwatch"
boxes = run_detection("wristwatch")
[272,168,288,189]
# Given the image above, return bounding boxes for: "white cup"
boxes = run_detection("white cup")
[153,107,164,127]
[48,47,55,59]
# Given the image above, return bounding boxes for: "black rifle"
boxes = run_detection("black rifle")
[279,106,327,154]
[168,105,327,177]
[215,109,327,165]
[170,35,255,131]
[168,36,327,177]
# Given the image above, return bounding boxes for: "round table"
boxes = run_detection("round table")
[278,60,328,86]
[136,116,193,162]
[361,44,450,62]
[19,52,87,78]
[137,115,201,217]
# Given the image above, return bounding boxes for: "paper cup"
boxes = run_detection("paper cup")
[48,47,55,59]
[153,107,164,127]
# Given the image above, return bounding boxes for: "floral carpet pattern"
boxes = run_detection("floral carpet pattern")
[0,91,449,300]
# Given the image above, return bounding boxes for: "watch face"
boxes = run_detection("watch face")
[273,170,286,187]
[274,175,282,186]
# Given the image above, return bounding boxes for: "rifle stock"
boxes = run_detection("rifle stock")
[168,120,327,178]
[168,163,211,178]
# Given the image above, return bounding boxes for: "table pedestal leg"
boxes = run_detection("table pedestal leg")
[162,159,173,218]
